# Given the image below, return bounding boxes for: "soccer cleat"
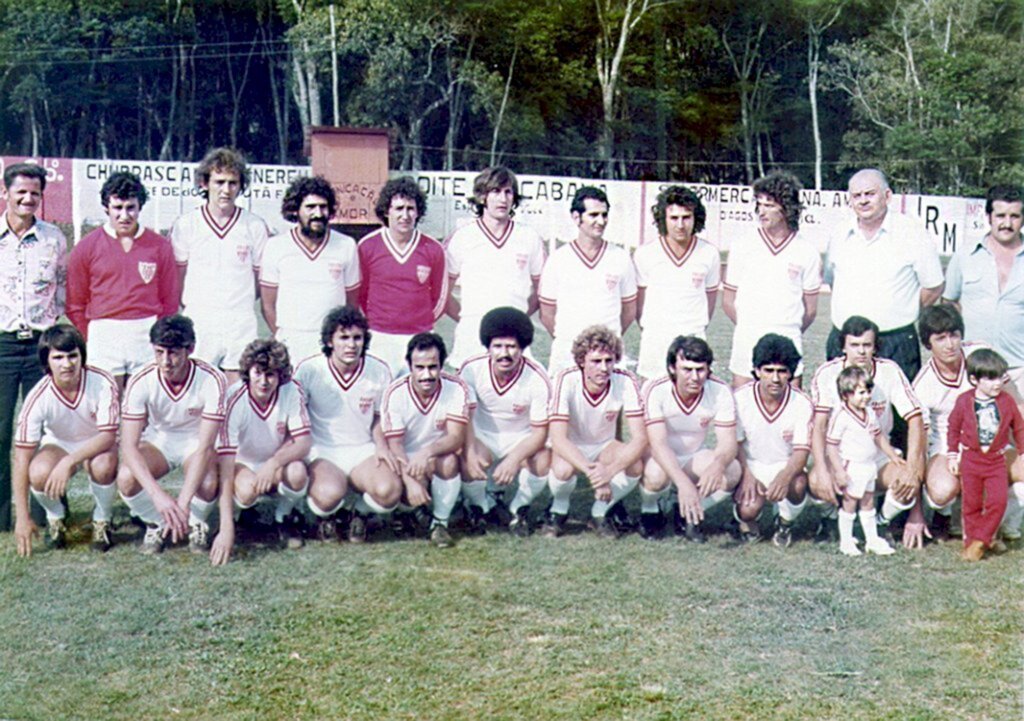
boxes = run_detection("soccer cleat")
[188,521,210,554]
[430,523,453,548]
[876,520,898,548]
[813,517,840,544]
[961,540,985,562]
[465,505,488,535]
[348,512,368,544]
[141,524,165,555]
[638,513,664,541]
[673,509,687,537]
[771,519,793,549]
[684,520,707,544]
[90,520,113,552]
[737,519,761,544]
[277,512,306,550]
[930,513,952,542]
[485,501,513,527]
[589,515,619,539]
[314,517,338,542]
[509,506,531,538]
[989,538,1008,555]
[864,538,895,556]
[839,540,863,557]
[539,512,567,538]
[45,518,67,549]
[607,502,637,534]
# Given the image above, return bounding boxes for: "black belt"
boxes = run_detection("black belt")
[876,323,917,338]
[0,328,42,341]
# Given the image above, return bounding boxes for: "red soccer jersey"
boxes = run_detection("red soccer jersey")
[357,227,447,334]
[67,225,180,337]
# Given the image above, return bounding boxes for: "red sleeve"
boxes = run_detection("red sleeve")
[357,241,370,313]
[946,394,966,455]
[1007,395,1024,452]
[66,238,91,337]
[158,240,181,317]
[429,242,448,322]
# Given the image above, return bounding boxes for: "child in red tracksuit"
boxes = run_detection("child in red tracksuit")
[947,349,1024,561]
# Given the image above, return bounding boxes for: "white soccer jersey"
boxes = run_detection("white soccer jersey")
[218,380,311,466]
[642,375,735,459]
[171,206,271,319]
[293,353,392,448]
[260,228,361,335]
[459,354,550,445]
[382,373,470,453]
[122,359,227,434]
[634,236,720,336]
[827,404,881,464]
[810,357,922,436]
[734,382,813,466]
[551,368,643,448]
[15,367,120,448]
[539,240,638,342]
[912,343,988,454]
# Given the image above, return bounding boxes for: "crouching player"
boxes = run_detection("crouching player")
[13,325,119,555]
[826,366,900,556]
[211,339,312,564]
[117,315,227,555]
[294,306,400,543]
[459,307,551,536]
[638,336,740,541]
[383,333,471,548]
[733,334,812,547]
[545,326,646,539]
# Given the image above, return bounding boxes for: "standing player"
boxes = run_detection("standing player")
[171,148,272,385]
[358,177,448,374]
[459,307,551,536]
[540,187,638,374]
[638,336,740,541]
[732,334,812,547]
[260,177,360,362]
[722,172,820,388]
[634,185,720,380]
[67,171,179,393]
[383,334,471,548]
[293,306,401,544]
[545,326,646,538]
[445,166,546,370]
[211,339,312,564]
[117,315,227,557]
[12,325,119,556]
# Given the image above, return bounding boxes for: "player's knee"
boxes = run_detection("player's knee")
[27,458,50,489]
[551,457,575,482]
[90,453,118,484]
[529,449,551,476]
[626,458,643,477]
[435,453,459,479]
[790,472,809,499]
[736,498,762,521]
[115,465,140,495]
[234,483,259,507]
[926,477,959,508]
[283,461,309,489]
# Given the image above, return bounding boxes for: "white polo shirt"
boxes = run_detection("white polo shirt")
[734,381,813,466]
[634,235,720,337]
[218,380,311,467]
[15,367,120,448]
[810,357,922,437]
[551,367,643,448]
[460,354,550,452]
[122,359,227,435]
[827,404,881,464]
[642,374,735,459]
[293,353,392,449]
[381,373,471,454]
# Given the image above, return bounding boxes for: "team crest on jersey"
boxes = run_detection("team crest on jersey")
[434,418,446,431]
[138,261,157,284]
[604,411,617,422]
[605,274,619,291]
[187,406,203,417]
[359,396,374,414]
[516,253,528,271]
[512,403,528,415]
[691,272,705,289]
[871,401,886,417]
[787,263,801,281]
[236,246,250,263]
[276,422,287,436]
[416,265,430,284]
[328,262,344,281]
[699,416,711,428]
[782,429,794,443]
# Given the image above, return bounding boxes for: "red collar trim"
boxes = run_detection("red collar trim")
[328,357,364,391]
[570,240,606,269]
[757,227,796,256]
[201,206,242,239]
[672,384,703,414]
[409,378,441,415]
[754,384,789,423]
[476,218,514,248]
[291,228,328,261]
[489,357,524,396]
[381,228,421,264]
[159,361,196,402]
[659,236,696,267]
[49,373,84,410]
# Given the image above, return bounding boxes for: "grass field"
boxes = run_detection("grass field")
[1,305,1022,721]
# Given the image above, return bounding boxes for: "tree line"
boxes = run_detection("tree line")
[0,0,1019,195]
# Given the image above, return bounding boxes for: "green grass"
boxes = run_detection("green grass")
[1,306,1021,721]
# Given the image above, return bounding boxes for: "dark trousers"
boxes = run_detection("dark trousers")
[0,332,45,531]
[961,452,1008,547]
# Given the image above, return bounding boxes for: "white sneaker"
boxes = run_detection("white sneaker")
[865,538,895,555]
[188,521,210,554]
[141,524,164,555]
[840,540,862,556]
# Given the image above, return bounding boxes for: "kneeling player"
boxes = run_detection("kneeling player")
[294,306,401,543]
[211,339,312,564]
[117,316,227,556]
[638,336,740,541]
[733,334,812,547]
[13,325,119,555]
[459,307,551,536]
[384,333,471,548]
[546,326,646,538]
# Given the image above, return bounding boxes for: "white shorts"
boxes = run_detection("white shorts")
[1009,366,1024,399]
[728,324,804,379]
[142,429,200,469]
[192,313,258,371]
[637,327,706,380]
[38,434,92,456]
[547,335,576,377]
[369,330,414,377]
[747,459,787,489]
[88,316,155,377]
[448,316,484,371]
[309,442,375,476]
[841,460,878,499]
[475,428,532,462]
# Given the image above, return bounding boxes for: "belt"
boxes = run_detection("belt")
[876,323,917,338]
[0,328,41,341]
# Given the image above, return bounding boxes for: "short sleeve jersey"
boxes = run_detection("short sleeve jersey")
[15,367,120,448]
[810,357,922,436]
[122,359,227,434]
[912,343,989,453]
[381,373,470,453]
[633,236,720,335]
[357,228,448,334]
[218,380,312,465]
[551,368,643,448]
[293,354,392,448]
[826,404,881,464]
[259,228,361,334]
[722,228,821,333]
[539,241,638,340]
[445,219,546,320]
[171,206,271,319]
[642,375,735,458]
[734,382,813,465]
[459,355,551,439]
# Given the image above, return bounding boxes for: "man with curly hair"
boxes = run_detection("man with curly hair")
[722,171,820,388]
[260,176,360,361]
[357,176,448,374]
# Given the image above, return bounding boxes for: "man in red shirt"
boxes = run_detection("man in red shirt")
[67,172,179,393]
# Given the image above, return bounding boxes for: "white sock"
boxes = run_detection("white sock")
[860,509,883,544]
[461,479,489,510]
[591,473,638,518]
[307,495,344,518]
[700,489,731,512]
[640,485,667,514]
[121,489,162,527]
[838,509,857,545]
[548,476,576,515]
[274,482,307,523]
[923,488,954,515]
[356,491,397,515]
[880,488,914,523]
[189,496,215,525]
[30,488,66,521]
[1001,482,1024,535]
[777,496,807,523]
[431,475,461,524]
[89,481,116,522]
[509,472,547,514]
